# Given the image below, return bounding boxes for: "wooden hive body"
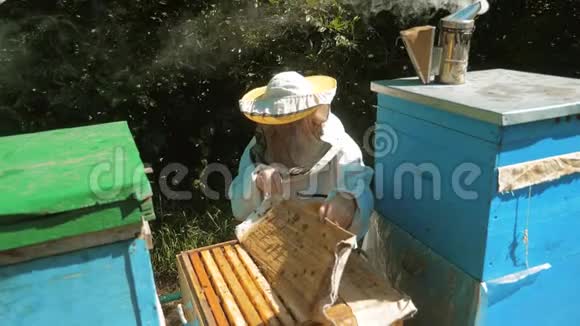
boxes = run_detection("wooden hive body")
[0,122,161,325]
[177,201,411,325]
[371,69,580,324]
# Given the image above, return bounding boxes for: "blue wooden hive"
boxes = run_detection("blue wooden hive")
[370,69,580,325]
[0,122,162,325]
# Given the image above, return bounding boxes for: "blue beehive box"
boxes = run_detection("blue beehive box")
[370,69,580,325]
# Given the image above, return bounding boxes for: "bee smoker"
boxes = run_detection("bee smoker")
[400,0,489,85]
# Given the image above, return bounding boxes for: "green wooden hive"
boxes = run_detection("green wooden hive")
[0,121,155,251]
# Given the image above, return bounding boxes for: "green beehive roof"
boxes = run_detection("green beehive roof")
[0,121,155,251]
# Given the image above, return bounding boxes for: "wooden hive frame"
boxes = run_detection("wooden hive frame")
[177,201,406,326]
[178,240,292,326]
[178,241,405,326]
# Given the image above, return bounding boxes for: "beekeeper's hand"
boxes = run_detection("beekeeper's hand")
[255,166,284,198]
[319,192,356,229]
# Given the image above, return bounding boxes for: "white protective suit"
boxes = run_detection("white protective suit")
[229,113,374,239]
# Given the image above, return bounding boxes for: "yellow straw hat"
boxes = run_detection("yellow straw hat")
[239,71,337,125]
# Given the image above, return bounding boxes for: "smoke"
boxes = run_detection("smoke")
[340,0,473,21]
[154,1,320,75]
[154,0,489,83]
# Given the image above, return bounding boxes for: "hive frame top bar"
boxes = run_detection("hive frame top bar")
[371,69,580,126]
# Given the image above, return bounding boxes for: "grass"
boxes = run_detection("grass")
[150,200,236,290]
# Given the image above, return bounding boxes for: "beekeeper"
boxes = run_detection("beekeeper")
[229,71,373,239]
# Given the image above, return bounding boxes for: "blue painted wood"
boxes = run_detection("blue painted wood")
[377,95,501,144]
[0,239,160,326]
[483,253,580,325]
[129,239,162,326]
[376,105,496,279]
[376,92,580,282]
[484,173,580,279]
[376,216,579,326]
[497,118,580,166]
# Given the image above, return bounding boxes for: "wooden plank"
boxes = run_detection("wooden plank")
[180,253,217,326]
[0,198,153,252]
[223,245,280,326]
[377,95,501,144]
[0,222,142,266]
[139,220,154,250]
[200,250,247,326]
[184,240,239,254]
[498,117,580,166]
[212,247,263,325]
[235,244,295,326]
[177,255,198,324]
[126,239,161,325]
[190,251,230,326]
[238,200,355,322]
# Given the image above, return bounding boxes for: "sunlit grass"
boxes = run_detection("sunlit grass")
[151,202,236,288]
